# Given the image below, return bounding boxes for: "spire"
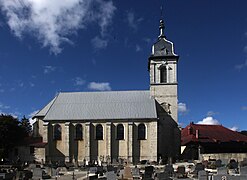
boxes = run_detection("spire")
[158,19,165,39]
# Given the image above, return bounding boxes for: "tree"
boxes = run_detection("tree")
[0,114,26,159]
[20,115,32,136]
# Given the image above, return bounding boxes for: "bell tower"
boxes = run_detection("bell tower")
[149,19,179,122]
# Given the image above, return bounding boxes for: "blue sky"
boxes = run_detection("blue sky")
[0,1,246,130]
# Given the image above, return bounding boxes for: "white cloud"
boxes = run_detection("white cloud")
[28,110,39,126]
[207,111,218,116]
[136,44,141,52]
[88,82,111,91]
[242,106,247,111]
[73,77,85,86]
[197,116,220,125]
[229,126,238,131]
[0,102,10,110]
[235,60,247,70]
[178,102,188,114]
[91,36,108,50]
[0,0,116,54]
[126,11,143,31]
[43,66,56,74]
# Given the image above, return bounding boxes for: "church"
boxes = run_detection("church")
[32,19,181,165]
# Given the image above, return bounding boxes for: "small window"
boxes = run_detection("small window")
[138,124,146,140]
[160,66,167,83]
[75,124,83,140]
[53,124,62,140]
[96,124,103,140]
[116,124,124,140]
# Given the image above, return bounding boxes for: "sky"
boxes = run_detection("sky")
[0,0,247,130]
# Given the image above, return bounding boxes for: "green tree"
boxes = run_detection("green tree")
[0,114,26,159]
[20,115,32,136]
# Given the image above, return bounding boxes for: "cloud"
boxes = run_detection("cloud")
[136,44,141,52]
[178,102,188,114]
[0,0,116,54]
[229,126,238,131]
[126,10,143,31]
[0,89,4,93]
[242,106,247,111]
[43,66,56,74]
[207,111,219,116]
[235,60,247,70]
[197,116,220,125]
[28,110,39,126]
[73,77,86,86]
[88,82,111,91]
[0,102,10,110]
[91,36,108,50]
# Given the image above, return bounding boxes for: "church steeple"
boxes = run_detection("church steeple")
[148,18,179,123]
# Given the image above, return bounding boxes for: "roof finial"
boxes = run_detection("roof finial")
[158,5,165,39]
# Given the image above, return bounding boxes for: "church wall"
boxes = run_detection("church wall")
[150,85,178,122]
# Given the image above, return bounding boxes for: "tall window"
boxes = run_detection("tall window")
[160,66,167,83]
[138,123,146,140]
[96,124,103,140]
[54,124,61,140]
[116,124,124,140]
[75,124,83,140]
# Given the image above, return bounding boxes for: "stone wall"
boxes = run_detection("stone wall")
[202,153,247,163]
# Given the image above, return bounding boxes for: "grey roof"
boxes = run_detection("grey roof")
[34,96,57,117]
[34,90,157,121]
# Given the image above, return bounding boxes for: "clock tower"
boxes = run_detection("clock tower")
[149,19,179,122]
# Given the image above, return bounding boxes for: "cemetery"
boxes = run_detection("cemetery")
[1,157,247,179]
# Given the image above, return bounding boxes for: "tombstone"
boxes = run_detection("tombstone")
[144,166,154,179]
[132,166,140,179]
[32,168,43,179]
[217,167,227,175]
[123,166,133,179]
[106,171,117,180]
[156,171,170,180]
[176,166,185,178]
[195,163,205,172]
[112,158,118,165]
[164,164,174,177]
[198,170,208,180]
[116,169,123,178]
[97,166,104,176]
[212,174,240,180]
[240,166,247,175]
[89,167,98,176]
[215,159,222,168]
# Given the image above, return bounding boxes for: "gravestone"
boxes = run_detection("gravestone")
[89,174,98,180]
[32,168,43,179]
[176,166,185,178]
[195,163,205,172]
[89,167,98,175]
[106,171,117,180]
[198,170,208,180]
[112,158,117,165]
[123,166,133,179]
[240,166,247,175]
[217,167,227,175]
[164,164,174,177]
[215,159,222,168]
[213,174,240,180]
[118,169,124,179]
[156,171,170,180]
[132,166,140,178]
[144,166,154,179]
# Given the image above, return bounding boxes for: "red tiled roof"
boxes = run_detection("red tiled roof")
[181,123,247,145]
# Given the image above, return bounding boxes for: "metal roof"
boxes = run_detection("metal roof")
[34,90,157,121]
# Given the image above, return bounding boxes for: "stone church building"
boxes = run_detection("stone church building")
[32,19,180,165]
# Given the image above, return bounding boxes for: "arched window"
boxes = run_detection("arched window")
[53,124,61,140]
[116,124,124,140]
[138,123,146,140]
[96,124,103,140]
[160,66,167,83]
[75,124,83,140]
